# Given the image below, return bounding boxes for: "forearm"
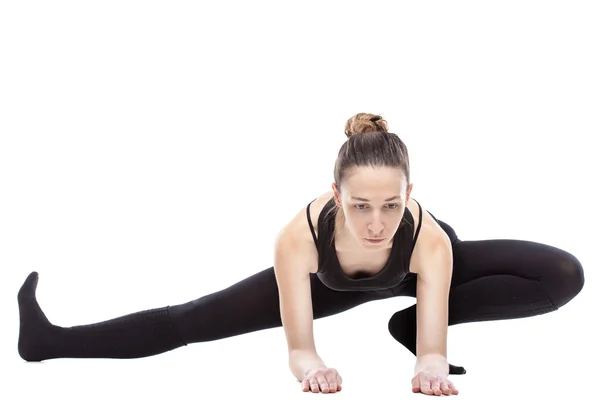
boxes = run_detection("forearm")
[289,349,327,381]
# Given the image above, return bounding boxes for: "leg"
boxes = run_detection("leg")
[446,238,584,322]
[388,238,585,373]
[17,268,377,361]
[169,267,377,343]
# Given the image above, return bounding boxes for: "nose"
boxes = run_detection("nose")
[368,217,384,236]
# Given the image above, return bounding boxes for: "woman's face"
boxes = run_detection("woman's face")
[333,166,412,250]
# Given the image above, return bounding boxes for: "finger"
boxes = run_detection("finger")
[448,381,460,395]
[431,380,442,396]
[324,373,338,393]
[309,377,320,393]
[301,379,310,392]
[412,376,421,393]
[419,378,434,395]
[440,381,452,395]
[336,374,343,391]
[317,375,330,393]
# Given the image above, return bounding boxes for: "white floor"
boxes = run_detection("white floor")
[4,289,596,399]
[1,1,598,398]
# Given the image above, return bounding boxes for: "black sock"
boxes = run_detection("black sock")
[17,271,186,361]
[388,305,466,375]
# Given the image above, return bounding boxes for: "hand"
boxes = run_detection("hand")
[301,367,343,394]
[411,368,459,396]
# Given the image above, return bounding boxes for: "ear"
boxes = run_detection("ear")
[406,183,413,203]
[331,182,342,207]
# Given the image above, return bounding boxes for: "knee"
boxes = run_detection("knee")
[387,310,401,337]
[547,250,585,308]
[387,305,416,339]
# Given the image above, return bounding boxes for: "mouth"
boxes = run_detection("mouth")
[365,238,384,244]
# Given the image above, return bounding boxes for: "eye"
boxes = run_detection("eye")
[387,204,399,209]
[354,204,367,210]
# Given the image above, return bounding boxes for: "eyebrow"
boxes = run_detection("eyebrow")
[351,196,401,202]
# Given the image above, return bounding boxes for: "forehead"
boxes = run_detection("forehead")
[342,166,406,199]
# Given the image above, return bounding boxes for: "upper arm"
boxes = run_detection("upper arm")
[273,215,318,354]
[412,222,454,358]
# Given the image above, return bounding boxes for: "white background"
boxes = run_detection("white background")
[1,1,598,399]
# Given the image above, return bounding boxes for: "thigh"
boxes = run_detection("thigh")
[170,267,378,343]
[391,238,572,296]
[451,238,583,294]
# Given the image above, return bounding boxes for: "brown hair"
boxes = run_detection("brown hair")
[335,112,410,190]
[327,113,411,240]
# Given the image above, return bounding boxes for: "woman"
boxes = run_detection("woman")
[17,113,585,396]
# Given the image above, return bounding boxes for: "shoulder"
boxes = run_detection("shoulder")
[406,198,453,275]
[273,190,335,274]
[284,190,334,239]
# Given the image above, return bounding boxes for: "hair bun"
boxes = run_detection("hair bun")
[344,113,389,138]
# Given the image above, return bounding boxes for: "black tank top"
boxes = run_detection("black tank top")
[306,196,423,292]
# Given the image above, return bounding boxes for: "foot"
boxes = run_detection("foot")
[17,271,57,361]
[449,364,466,375]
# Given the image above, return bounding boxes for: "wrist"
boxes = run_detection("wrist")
[288,350,326,381]
[415,354,448,373]
[416,353,447,362]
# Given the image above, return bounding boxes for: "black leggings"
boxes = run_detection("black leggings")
[170,237,584,342]
[17,226,585,364]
